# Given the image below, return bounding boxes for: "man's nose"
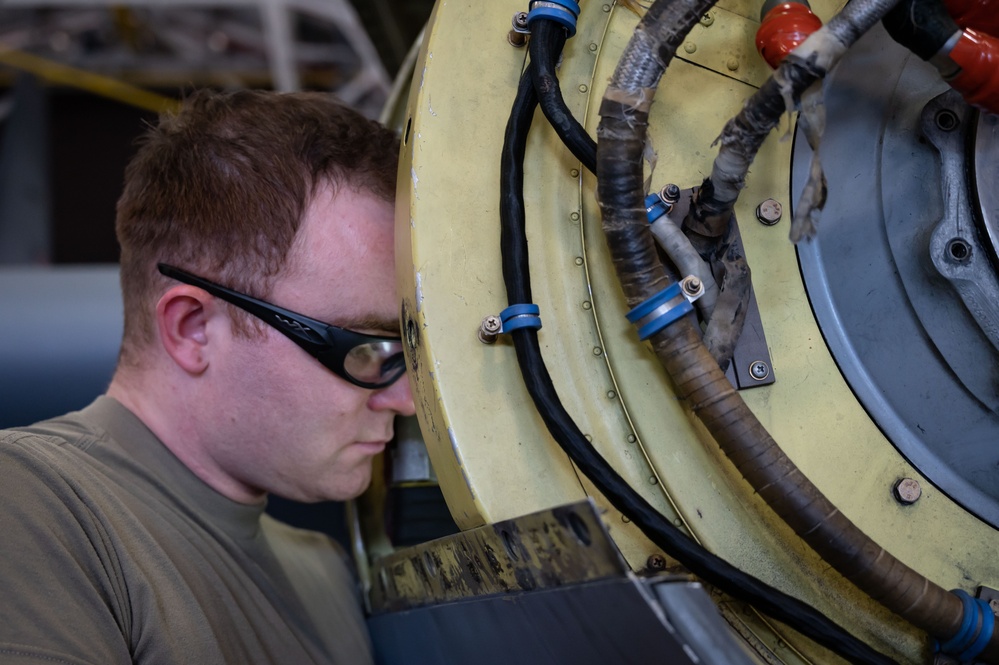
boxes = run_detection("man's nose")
[370,372,416,416]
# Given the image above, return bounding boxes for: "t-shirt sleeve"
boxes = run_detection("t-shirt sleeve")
[0,432,131,665]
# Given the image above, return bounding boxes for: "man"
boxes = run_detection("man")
[0,89,415,664]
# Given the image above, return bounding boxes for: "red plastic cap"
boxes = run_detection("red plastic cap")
[949,27,999,114]
[944,0,999,38]
[755,2,823,69]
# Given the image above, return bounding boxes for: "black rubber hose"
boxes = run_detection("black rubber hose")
[499,64,896,665]
[529,19,598,173]
[882,0,960,60]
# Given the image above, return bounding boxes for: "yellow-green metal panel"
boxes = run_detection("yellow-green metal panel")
[395,1,999,662]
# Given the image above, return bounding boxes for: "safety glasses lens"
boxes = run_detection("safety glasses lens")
[344,340,406,386]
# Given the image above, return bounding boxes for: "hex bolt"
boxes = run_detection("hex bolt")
[749,360,770,381]
[893,478,922,505]
[647,554,667,571]
[478,315,502,344]
[756,198,783,225]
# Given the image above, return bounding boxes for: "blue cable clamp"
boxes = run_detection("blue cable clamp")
[935,589,995,663]
[645,193,670,223]
[500,303,543,333]
[527,0,581,37]
[626,282,698,340]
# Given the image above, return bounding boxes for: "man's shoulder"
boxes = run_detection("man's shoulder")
[2,407,107,451]
[0,409,108,475]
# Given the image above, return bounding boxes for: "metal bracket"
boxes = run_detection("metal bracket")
[923,91,999,355]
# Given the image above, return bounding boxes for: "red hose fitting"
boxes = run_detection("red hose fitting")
[755,2,823,69]
[948,27,999,114]
[944,0,999,37]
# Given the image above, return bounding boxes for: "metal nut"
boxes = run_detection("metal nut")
[756,198,783,225]
[681,275,704,299]
[660,183,681,205]
[893,478,921,505]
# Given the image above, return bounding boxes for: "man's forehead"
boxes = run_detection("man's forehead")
[275,184,398,333]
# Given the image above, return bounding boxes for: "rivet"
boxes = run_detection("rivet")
[584,434,592,442]
[627,434,636,443]
[673,517,682,526]
[588,42,598,52]
[621,514,631,523]
[578,84,588,93]
[593,347,603,356]
[607,390,616,399]
[582,301,592,310]
[683,42,697,54]
[726,57,739,71]
[602,3,611,11]
[649,476,658,485]
[574,257,584,266]
[570,211,580,222]
[569,168,580,177]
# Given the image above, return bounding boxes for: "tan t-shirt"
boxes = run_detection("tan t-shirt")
[0,396,373,665]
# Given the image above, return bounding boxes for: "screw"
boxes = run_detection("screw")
[749,360,770,381]
[893,478,922,504]
[681,275,704,299]
[700,12,714,26]
[756,198,783,225]
[508,12,530,47]
[478,315,502,344]
[647,554,667,571]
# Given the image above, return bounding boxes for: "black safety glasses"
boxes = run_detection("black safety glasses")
[158,263,406,389]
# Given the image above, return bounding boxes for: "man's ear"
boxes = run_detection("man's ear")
[156,285,218,375]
